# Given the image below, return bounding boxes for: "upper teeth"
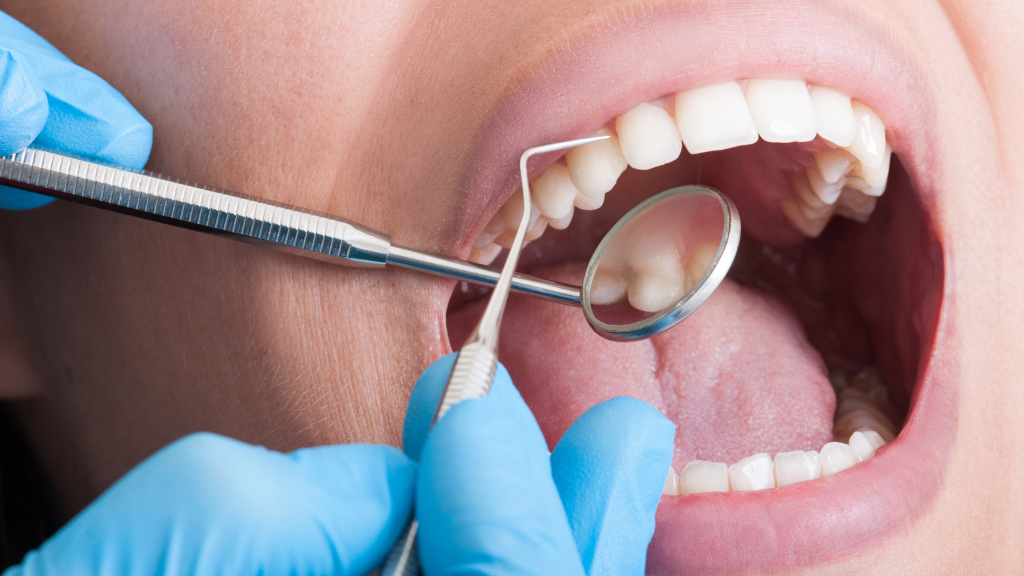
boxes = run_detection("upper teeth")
[469,78,891,264]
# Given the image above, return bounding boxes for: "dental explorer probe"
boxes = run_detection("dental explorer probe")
[0,145,601,305]
[378,137,604,576]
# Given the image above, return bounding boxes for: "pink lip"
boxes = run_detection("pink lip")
[450,0,956,572]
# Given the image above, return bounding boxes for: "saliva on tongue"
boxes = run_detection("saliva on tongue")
[446,261,836,467]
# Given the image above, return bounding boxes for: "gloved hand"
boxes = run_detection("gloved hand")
[0,10,151,210]
[5,354,674,576]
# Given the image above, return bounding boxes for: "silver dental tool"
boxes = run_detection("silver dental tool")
[0,143,738,341]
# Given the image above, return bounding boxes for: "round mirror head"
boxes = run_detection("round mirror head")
[582,185,740,341]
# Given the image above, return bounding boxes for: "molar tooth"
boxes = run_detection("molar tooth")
[813,149,857,185]
[473,213,507,249]
[685,240,720,291]
[728,453,775,491]
[532,164,580,220]
[843,100,886,168]
[819,442,858,476]
[780,198,831,238]
[663,466,681,496]
[543,206,574,230]
[773,450,822,487]
[524,219,548,241]
[781,171,835,237]
[590,267,628,305]
[626,243,686,312]
[833,409,896,443]
[674,81,758,154]
[469,243,502,265]
[566,128,628,197]
[851,144,892,192]
[573,191,605,211]
[860,430,887,451]
[806,167,844,205]
[848,431,876,462]
[834,188,877,223]
[744,79,817,143]
[615,102,683,170]
[499,192,541,230]
[809,86,856,147]
[679,460,730,495]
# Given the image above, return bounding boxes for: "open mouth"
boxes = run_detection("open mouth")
[440,2,953,574]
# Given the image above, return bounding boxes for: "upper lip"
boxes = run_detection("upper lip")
[447,0,955,573]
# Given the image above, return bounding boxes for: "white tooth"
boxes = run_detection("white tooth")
[860,430,887,451]
[812,149,856,185]
[836,387,893,425]
[834,188,877,223]
[848,431,876,462]
[744,79,817,143]
[781,171,835,237]
[773,450,822,487]
[843,100,886,168]
[543,206,575,230]
[590,267,628,305]
[851,144,892,192]
[679,460,730,495]
[819,442,858,476]
[615,102,683,170]
[780,199,831,238]
[469,243,502,265]
[532,164,580,220]
[675,81,758,154]
[728,453,775,491]
[808,86,856,147]
[684,240,720,291]
[573,191,605,211]
[499,192,541,230]
[493,228,517,249]
[833,408,896,443]
[806,167,844,205]
[473,213,507,249]
[663,466,681,496]
[524,219,548,241]
[566,128,628,197]
[626,242,686,312]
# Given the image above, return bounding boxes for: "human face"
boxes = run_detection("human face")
[1,0,1022,572]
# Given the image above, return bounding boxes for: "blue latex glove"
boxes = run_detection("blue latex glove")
[405,354,676,576]
[0,10,151,210]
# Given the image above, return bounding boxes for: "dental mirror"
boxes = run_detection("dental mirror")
[580,185,740,341]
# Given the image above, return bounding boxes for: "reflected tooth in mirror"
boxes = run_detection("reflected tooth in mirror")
[674,81,759,154]
[851,144,892,191]
[663,466,680,496]
[773,450,822,487]
[685,240,719,291]
[532,164,580,220]
[744,79,818,143]
[679,460,730,495]
[819,442,858,476]
[543,206,574,230]
[848,431,876,462]
[615,102,683,170]
[813,148,856,185]
[806,167,844,205]
[566,128,628,197]
[809,86,856,147]
[590,267,628,305]
[834,188,877,223]
[844,100,887,167]
[728,453,775,491]
[627,268,686,312]
[469,243,502,265]
[574,191,605,211]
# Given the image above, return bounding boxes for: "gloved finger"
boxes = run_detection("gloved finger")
[0,47,47,156]
[550,397,675,576]
[402,352,457,461]
[0,11,152,210]
[416,363,586,576]
[8,433,415,576]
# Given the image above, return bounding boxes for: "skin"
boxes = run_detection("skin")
[0,0,1022,573]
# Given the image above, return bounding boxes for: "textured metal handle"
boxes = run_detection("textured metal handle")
[380,342,498,576]
[0,148,392,267]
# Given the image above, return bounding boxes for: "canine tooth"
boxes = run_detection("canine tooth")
[819,442,858,476]
[813,149,856,185]
[809,86,856,147]
[728,453,775,491]
[469,243,502,265]
[744,79,817,143]
[573,191,605,211]
[674,81,758,154]
[543,206,574,230]
[843,100,886,168]
[848,431,876,462]
[773,450,822,487]
[566,128,628,197]
[663,466,681,496]
[851,144,892,191]
[615,102,683,170]
[679,460,730,495]
[532,164,580,220]
[834,188,877,223]
[806,167,844,205]
[590,267,628,305]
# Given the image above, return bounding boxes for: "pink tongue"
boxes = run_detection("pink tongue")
[447,262,836,465]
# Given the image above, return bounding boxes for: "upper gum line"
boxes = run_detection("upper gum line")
[469,77,892,265]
